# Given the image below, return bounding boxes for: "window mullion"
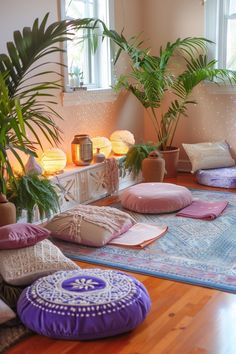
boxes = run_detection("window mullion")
[218,0,229,68]
[93,0,100,87]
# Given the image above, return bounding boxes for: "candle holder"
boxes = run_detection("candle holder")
[71,134,93,166]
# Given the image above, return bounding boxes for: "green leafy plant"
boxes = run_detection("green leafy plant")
[119,143,159,178]
[101,25,236,174]
[102,28,236,150]
[0,14,97,194]
[0,72,35,193]
[7,174,60,223]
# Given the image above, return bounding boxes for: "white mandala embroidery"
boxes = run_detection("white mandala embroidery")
[70,278,99,290]
[29,269,140,318]
[24,269,148,321]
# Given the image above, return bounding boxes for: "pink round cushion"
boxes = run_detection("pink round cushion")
[120,183,192,214]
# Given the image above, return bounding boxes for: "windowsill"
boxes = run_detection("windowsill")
[61,88,117,106]
[203,81,236,95]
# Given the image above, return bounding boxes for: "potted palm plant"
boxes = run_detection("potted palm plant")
[102,27,236,177]
[0,14,98,223]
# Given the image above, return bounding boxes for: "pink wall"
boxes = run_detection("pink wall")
[1,0,235,167]
[143,0,236,162]
[0,0,144,165]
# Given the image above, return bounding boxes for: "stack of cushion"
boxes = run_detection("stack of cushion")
[0,223,79,327]
[0,207,151,341]
[182,141,236,188]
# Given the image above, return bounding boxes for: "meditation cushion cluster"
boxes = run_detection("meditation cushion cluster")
[17,268,151,340]
[121,183,192,214]
[0,223,79,324]
[182,141,236,188]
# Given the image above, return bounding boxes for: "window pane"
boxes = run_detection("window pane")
[229,0,236,15]
[65,0,97,87]
[226,19,236,69]
[62,0,112,90]
[65,0,84,18]
[65,0,95,18]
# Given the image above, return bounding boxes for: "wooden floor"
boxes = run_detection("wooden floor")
[7,173,236,354]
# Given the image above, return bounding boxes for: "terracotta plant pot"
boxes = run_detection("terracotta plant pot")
[142,150,166,182]
[161,147,180,178]
[0,193,16,227]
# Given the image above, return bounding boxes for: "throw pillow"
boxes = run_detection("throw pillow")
[0,223,50,250]
[0,299,16,325]
[182,141,235,173]
[0,239,79,286]
[44,205,136,247]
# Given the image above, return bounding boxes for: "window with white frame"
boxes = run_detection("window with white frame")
[205,0,236,70]
[61,0,114,91]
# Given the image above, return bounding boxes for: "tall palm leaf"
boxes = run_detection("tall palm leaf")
[165,54,236,147]
[102,26,236,150]
[0,14,97,193]
[0,72,35,193]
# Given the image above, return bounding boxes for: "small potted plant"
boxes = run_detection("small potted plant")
[7,174,60,223]
[118,143,159,178]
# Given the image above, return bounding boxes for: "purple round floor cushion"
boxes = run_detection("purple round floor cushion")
[17,269,151,340]
[196,167,236,188]
[120,182,192,214]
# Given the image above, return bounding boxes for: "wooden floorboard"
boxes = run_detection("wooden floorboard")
[6,173,236,354]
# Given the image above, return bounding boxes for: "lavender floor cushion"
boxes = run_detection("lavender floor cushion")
[17,269,151,340]
[121,182,192,214]
[196,167,236,188]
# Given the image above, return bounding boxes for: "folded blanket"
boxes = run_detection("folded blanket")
[176,200,228,220]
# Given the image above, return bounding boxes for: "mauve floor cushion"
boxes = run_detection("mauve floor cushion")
[17,269,151,340]
[196,167,236,188]
[120,183,192,214]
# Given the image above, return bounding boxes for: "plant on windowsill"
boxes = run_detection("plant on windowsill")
[0,14,97,221]
[102,26,236,177]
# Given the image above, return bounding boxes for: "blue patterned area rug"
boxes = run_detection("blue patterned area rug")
[53,189,236,293]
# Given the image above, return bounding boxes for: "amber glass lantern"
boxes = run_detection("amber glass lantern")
[71,134,93,166]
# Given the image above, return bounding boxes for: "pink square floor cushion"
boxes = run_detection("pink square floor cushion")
[120,183,192,214]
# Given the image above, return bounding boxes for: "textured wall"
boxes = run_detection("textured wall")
[2,0,234,166]
[0,0,144,165]
[143,0,236,161]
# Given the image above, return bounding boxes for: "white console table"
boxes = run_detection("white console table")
[52,162,135,211]
[25,161,137,223]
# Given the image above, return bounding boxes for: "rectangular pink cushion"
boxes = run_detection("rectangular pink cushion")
[0,223,50,249]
